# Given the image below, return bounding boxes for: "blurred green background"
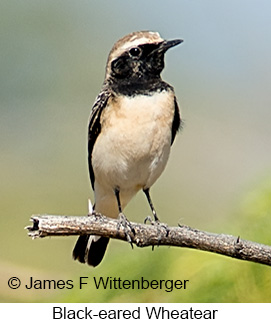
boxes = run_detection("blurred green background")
[1,0,271,302]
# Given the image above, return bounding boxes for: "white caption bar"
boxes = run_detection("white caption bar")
[0,303,269,322]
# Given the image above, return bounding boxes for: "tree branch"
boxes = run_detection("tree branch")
[26,213,271,267]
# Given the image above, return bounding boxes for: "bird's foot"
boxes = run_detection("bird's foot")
[117,213,135,248]
[88,210,105,223]
[144,216,169,249]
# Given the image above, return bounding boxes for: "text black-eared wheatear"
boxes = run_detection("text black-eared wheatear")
[73,31,183,266]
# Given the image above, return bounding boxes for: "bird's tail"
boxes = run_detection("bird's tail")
[73,235,109,267]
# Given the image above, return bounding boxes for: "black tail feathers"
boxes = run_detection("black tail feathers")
[73,235,109,267]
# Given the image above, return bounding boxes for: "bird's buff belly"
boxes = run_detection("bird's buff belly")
[92,91,175,192]
[92,121,171,192]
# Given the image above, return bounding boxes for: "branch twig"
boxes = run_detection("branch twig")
[26,213,271,267]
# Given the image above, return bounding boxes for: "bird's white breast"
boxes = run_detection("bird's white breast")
[92,90,175,211]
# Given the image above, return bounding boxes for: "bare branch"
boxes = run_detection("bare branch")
[26,213,271,267]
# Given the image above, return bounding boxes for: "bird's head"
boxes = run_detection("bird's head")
[105,31,183,83]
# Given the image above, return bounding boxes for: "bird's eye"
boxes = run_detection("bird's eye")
[129,47,142,57]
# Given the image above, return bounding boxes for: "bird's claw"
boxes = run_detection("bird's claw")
[117,213,135,248]
[144,215,154,224]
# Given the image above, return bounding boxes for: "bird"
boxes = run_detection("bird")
[73,31,183,267]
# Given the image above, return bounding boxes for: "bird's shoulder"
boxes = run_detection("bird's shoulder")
[88,85,111,131]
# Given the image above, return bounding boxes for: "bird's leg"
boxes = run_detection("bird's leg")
[89,202,105,223]
[114,188,135,247]
[114,187,122,214]
[143,188,169,245]
[143,188,159,223]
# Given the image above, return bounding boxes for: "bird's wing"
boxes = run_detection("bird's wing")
[88,86,111,189]
[171,96,182,145]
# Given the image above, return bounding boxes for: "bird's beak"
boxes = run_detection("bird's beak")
[149,39,183,56]
[160,39,183,52]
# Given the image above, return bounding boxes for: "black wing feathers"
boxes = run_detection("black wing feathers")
[88,87,111,189]
[171,97,182,145]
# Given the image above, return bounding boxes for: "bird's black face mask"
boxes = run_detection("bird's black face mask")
[111,39,183,81]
